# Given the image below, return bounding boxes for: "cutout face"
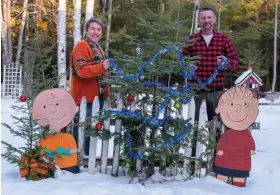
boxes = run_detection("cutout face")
[215,86,259,130]
[32,88,79,132]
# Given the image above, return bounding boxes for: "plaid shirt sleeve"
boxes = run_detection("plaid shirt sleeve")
[182,33,239,88]
[224,36,238,71]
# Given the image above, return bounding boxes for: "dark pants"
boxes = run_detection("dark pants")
[73,95,104,156]
[193,90,224,171]
[194,90,224,121]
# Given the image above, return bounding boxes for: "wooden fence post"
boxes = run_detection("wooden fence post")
[100,100,111,174]
[182,97,195,178]
[88,96,100,174]
[194,99,207,178]
[78,96,87,167]
[205,115,218,175]
[111,94,123,177]
[129,100,143,173]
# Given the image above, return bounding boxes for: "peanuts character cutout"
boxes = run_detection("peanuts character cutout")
[32,88,79,173]
[213,86,259,187]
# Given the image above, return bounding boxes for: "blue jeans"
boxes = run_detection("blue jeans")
[73,95,104,156]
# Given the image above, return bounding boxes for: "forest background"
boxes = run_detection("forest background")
[1,0,279,97]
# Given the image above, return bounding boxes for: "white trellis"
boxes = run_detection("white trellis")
[2,64,22,98]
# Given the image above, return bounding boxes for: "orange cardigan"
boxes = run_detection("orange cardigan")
[70,40,110,105]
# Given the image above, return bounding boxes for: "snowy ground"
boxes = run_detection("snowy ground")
[1,98,280,195]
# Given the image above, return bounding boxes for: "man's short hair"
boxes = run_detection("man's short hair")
[85,17,104,32]
[199,7,216,15]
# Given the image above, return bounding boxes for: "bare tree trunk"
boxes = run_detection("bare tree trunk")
[85,0,95,24]
[73,0,81,46]
[105,0,113,56]
[161,1,164,13]
[7,0,13,63]
[102,0,107,13]
[217,0,222,32]
[1,1,9,67]
[194,0,200,34]
[23,12,33,97]
[272,0,278,92]
[57,0,67,89]
[15,0,29,67]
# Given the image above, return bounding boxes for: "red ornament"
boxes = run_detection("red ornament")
[96,122,103,130]
[19,95,27,102]
[127,95,135,102]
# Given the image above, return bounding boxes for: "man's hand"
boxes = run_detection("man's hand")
[217,56,227,66]
[217,150,224,156]
[103,59,110,70]
[250,150,256,156]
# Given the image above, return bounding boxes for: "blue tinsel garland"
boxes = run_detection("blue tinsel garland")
[104,47,228,159]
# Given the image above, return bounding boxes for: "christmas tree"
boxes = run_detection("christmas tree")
[85,5,227,183]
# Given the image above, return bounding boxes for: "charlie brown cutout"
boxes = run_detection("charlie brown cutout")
[32,88,79,173]
[213,86,259,187]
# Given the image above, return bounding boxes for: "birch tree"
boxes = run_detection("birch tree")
[102,0,107,13]
[272,0,278,92]
[73,0,82,46]
[7,0,12,63]
[105,0,113,56]
[1,1,9,67]
[15,0,29,67]
[57,0,67,89]
[85,0,95,25]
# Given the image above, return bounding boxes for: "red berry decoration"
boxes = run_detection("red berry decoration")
[127,95,135,102]
[19,95,27,102]
[96,122,103,130]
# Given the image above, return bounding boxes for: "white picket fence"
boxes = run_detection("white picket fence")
[71,94,221,178]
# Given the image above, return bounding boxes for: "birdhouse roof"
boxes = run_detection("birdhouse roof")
[235,69,263,86]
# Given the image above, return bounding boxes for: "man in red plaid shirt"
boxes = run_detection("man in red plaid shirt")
[182,7,239,122]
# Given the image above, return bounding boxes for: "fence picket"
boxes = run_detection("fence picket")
[182,97,195,178]
[78,96,87,167]
[206,115,218,175]
[88,96,100,174]
[100,100,111,174]
[111,94,123,177]
[194,99,207,178]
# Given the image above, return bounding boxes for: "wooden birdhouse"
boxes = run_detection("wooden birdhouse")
[235,66,263,92]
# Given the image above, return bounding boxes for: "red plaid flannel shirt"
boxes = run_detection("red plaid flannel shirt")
[182,32,238,88]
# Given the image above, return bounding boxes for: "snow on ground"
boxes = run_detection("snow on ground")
[1,98,280,195]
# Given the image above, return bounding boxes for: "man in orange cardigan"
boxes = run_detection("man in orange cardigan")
[70,17,110,156]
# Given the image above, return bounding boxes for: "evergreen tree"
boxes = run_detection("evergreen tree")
[1,98,55,181]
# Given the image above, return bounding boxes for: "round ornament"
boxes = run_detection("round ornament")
[127,95,135,102]
[96,122,103,130]
[124,160,132,168]
[174,101,180,109]
[19,95,27,102]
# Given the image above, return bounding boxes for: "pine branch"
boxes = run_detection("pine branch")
[1,141,24,166]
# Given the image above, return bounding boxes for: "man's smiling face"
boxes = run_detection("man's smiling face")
[215,87,259,130]
[86,22,102,43]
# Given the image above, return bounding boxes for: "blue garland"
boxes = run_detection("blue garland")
[109,46,182,80]
[124,123,193,160]
[104,47,228,159]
